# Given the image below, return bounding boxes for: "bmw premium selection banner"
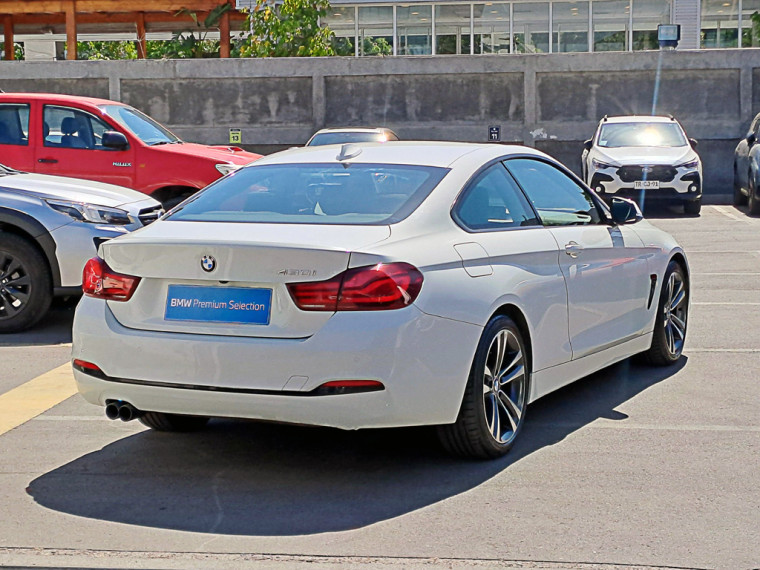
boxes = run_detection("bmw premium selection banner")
[165,285,272,325]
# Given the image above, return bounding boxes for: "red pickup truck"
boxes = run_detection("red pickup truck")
[0,93,261,207]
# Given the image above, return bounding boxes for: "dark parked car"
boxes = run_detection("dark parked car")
[733,112,760,214]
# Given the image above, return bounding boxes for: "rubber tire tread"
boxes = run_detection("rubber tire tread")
[437,315,529,460]
[0,233,52,333]
[733,168,748,206]
[684,199,701,215]
[749,175,760,216]
[642,260,687,366]
[139,412,209,432]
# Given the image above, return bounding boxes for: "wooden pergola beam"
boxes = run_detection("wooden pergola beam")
[65,0,76,60]
[8,11,246,26]
[3,15,13,60]
[0,0,230,15]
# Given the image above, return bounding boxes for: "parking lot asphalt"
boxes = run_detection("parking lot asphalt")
[0,204,758,570]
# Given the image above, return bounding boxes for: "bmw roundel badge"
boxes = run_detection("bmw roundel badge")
[201,255,217,273]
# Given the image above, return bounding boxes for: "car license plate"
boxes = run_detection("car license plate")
[165,285,272,325]
[634,180,659,189]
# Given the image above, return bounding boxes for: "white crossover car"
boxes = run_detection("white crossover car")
[72,142,689,459]
[581,115,702,215]
[0,163,161,332]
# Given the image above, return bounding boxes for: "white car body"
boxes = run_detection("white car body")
[72,142,688,455]
[581,115,702,214]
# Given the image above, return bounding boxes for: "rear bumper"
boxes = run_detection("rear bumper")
[72,296,482,429]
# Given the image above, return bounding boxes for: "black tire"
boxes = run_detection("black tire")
[0,233,52,333]
[139,412,209,432]
[438,315,530,459]
[642,260,688,366]
[733,167,747,206]
[162,193,193,210]
[748,174,760,216]
[684,199,701,216]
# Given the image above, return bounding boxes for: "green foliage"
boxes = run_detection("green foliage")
[0,42,24,60]
[167,3,232,58]
[238,0,335,57]
[78,41,138,60]
[361,36,391,56]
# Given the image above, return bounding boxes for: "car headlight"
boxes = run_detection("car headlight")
[676,159,699,170]
[45,199,132,225]
[215,163,239,176]
[591,158,615,170]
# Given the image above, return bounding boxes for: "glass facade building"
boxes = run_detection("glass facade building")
[324,0,672,55]
[314,0,760,55]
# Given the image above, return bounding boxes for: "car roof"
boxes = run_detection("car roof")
[601,115,679,124]
[0,92,123,107]
[254,141,546,169]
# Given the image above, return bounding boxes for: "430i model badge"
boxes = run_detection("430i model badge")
[201,255,217,272]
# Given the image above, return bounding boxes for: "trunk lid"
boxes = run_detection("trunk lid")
[101,221,391,338]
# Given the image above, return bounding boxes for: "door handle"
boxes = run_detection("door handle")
[565,241,583,258]
[38,158,58,164]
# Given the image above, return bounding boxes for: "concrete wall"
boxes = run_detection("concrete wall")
[2,49,758,201]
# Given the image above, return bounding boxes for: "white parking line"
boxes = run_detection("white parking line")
[713,205,752,222]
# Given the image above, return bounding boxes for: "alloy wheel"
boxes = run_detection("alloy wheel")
[0,252,31,321]
[663,270,687,357]
[482,329,527,445]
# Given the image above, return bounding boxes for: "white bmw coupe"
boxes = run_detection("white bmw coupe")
[72,142,689,459]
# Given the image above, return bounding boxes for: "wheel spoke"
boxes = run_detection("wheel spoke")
[486,394,500,440]
[670,314,686,340]
[497,391,521,433]
[0,290,23,315]
[5,273,31,289]
[670,285,685,311]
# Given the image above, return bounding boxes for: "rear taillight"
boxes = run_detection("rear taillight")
[287,262,423,311]
[82,256,140,301]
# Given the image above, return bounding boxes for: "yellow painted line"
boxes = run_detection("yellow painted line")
[0,363,77,437]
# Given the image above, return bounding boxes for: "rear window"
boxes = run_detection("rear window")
[166,163,449,225]
[308,132,397,146]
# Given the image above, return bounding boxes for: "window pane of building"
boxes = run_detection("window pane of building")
[358,6,393,56]
[324,6,356,56]
[435,4,472,54]
[701,0,739,48]
[397,5,433,55]
[514,2,549,53]
[473,3,510,54]
[632,0,670,50]
[741,0,760,47]
[593,0,630,51]
[552,2,589,53]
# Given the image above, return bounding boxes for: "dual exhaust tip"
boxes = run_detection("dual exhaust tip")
[104,401,142,422]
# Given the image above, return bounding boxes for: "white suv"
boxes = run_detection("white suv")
[581,115,702,215]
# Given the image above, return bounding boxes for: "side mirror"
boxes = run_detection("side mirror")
[102,130,129,150]
[610,197,643,225]
[583,139,593,151]
[689,138,698,150]
[747,133,757,145]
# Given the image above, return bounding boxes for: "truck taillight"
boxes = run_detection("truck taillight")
[82,257,140,301]
[287,263,423,311]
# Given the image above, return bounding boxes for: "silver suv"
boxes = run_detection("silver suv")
[0,163,162,332]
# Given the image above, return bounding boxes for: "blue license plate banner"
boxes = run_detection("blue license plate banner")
[165,285,272,325]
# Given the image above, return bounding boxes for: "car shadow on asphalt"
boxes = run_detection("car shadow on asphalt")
[0,298,76,346]
[26,356,686,536]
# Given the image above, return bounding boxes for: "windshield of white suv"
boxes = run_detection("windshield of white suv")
[100,105,181,146]
[597,122,688,148]
[166,163,449,225]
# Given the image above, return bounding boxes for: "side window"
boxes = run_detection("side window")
[0,104,30,146]
[43,106,112,150]
[453,163,539,231]
[504,158,602,227]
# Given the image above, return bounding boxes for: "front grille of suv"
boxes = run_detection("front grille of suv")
[138,205,164,226]
[616,165,677,183]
